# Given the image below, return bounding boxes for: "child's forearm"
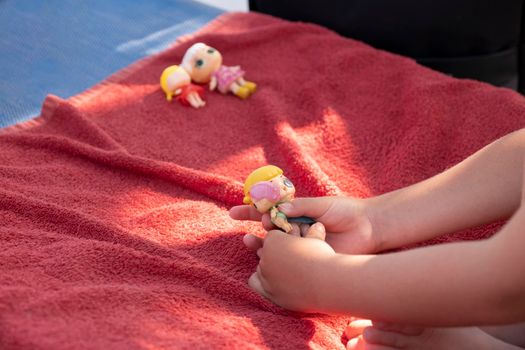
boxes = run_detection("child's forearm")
[366,129,525,251]
[318,206,525,326]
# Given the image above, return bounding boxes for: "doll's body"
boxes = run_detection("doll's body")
[269,204,292,233]
[243,165,298,233]
[181,43,256,99]
[160,65,206,108]
[212,65,245,94]
[176,84,205,107]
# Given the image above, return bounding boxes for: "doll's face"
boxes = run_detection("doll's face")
[187,45,223,83]
[272,174,296,202]
[252,198,276,214]
[250,175,296,214]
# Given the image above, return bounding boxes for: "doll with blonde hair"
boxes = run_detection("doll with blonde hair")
[243,165,305,233]
[160,65,205,108]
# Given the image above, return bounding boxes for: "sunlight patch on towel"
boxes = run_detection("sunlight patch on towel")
[206,145,267,179]
[72,82,159,115]
[292,108,374,198]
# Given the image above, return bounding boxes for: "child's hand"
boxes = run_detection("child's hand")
[344,320,498,350]
[248,222,336,312]
[230,196,379,254]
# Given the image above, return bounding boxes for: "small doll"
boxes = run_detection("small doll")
[243,165,314,233]
[181,43,257,100]
[160,65,206,108]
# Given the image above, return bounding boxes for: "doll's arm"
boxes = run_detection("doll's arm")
[270,207,293,233]
[366,128,525,251]
[187,94,200,108]
[209,76,217,91]
[270,207,277,221]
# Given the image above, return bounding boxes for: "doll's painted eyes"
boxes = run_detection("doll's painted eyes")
[253,203,258,209]
[195,59,204,68]
[283,178,294,188]
[207,48,215,54]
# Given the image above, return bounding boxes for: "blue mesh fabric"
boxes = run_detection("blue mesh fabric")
[0,0,222,127]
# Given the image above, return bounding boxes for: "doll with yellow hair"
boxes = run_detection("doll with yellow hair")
[243,165,314,233]
[160,65,206,108]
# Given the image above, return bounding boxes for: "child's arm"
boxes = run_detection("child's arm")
[252,206,525,326]
[328,209,525,325]
[232,129,525,254]
[366,128,525,251]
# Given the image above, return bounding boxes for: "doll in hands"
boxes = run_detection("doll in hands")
[243,165,302,233]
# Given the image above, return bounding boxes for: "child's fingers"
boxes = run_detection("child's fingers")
[289,223,301,236]
[303,222,326,240]
[363,327,408,348]
[277,197,334,219]
[229,205,263,221]
[243,234,263,251]
[261,213,275,231]
[230,205,275,231]
[372,322,424,336]
[346,335,365,350]
[346,336,397,350]
[347,335,398,350]
[299,223,310,237]
[248,271,272,300]
[345,319,373,339]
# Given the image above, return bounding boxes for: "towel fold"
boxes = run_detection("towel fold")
[1,12,525,350]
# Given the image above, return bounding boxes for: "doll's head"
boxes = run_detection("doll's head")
[243,165,296,214]
[181,43,223,84]
[160,65,191,101]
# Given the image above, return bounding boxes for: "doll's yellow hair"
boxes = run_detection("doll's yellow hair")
[243,165,283,204]
[160,65,181,101]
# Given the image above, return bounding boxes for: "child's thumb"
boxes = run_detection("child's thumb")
[303,222,326,241]
[278,197,332,219]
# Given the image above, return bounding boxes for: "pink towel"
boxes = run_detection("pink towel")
[1,12,525,349]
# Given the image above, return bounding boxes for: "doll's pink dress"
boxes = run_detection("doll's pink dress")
[212,65,245,93]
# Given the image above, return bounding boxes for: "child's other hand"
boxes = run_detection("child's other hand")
[248,222,336,312]
[230,196,379,254]
[344,320,496,350]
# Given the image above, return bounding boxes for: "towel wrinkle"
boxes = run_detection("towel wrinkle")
[1,11,525,349]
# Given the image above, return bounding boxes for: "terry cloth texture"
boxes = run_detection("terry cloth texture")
[1,12,525,350]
